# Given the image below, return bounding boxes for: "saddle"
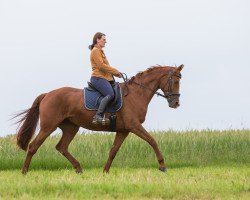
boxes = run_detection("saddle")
[83,82,123,131]
[83,82,123,112]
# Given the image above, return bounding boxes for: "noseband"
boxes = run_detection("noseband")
[121,71,181,100]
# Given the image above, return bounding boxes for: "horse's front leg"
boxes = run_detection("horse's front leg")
[130,123,167,172]
[103,131,129,173]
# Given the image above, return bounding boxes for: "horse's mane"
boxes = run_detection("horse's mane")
[128,65,169,84]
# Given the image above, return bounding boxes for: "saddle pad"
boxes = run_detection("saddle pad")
[83,85,123,113]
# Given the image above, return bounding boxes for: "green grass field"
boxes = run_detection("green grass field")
[0,130,250,199]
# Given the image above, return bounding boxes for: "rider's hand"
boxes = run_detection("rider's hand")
[116,72,123,78]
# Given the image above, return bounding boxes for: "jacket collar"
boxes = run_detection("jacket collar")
[94,44,102,50]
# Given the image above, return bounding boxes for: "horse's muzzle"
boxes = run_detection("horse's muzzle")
[168,98,180,108]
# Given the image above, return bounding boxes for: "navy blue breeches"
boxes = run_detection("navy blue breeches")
[90,76,114,99]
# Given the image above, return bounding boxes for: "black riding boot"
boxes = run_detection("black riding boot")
[92,95,112,125]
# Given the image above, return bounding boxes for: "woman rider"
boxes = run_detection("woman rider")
[89,32,122,124]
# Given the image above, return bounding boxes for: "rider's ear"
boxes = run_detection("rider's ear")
[177,64,184,72]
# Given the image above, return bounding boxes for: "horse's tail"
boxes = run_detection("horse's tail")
[15,93,47,151]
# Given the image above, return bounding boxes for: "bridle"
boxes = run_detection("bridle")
[162,71,182,99]
[121,71,181,100]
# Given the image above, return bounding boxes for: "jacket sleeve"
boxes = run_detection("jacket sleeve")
[91,49,120,75]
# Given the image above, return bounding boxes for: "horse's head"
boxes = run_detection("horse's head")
[159,64,184,108]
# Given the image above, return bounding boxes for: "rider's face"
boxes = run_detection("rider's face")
[97,36,106,48]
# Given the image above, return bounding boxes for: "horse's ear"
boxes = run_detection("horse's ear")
[177,64,184,72]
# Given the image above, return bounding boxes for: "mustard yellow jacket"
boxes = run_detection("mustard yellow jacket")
[90,45,120,81]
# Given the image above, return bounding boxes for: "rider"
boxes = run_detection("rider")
[89,32,122,124]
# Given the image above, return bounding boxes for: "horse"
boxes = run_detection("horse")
[15,64,184,174]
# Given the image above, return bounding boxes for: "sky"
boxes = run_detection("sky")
[0,0,249,136]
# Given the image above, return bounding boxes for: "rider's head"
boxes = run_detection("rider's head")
[89,32,106,50]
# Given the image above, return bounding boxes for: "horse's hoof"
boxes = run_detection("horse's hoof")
[22,171,27,175]
[76,169,83,174]
[103,170,109,174]
[159,166,167,172]
[22,168,28,175]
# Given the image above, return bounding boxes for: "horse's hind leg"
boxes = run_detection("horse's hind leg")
[56,121,81,173]
[22,127,56,175]
[103,131,129,173]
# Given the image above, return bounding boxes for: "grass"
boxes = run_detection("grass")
[0,167,249,199]
[0,130,249,199]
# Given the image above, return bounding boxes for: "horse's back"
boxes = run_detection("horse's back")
[39,87,84,113]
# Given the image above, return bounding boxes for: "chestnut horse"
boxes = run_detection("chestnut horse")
[15,65,184,174]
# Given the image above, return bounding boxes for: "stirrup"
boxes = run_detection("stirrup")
[92,114,110,125]
[101,116,110,125]
[100,114,110,125]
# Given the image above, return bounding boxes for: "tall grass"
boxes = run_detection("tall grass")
[0,130,249,170]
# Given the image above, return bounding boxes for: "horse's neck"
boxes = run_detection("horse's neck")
[128,69,163,104]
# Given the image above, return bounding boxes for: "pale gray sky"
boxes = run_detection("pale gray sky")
[0,0,250,136]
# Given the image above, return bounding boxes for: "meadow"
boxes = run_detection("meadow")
[0,129,249,199]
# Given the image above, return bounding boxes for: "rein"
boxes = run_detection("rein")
[121,72,181,99]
